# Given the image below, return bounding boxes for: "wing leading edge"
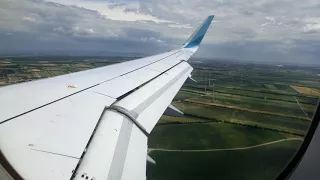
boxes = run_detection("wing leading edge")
[0,15,214,180]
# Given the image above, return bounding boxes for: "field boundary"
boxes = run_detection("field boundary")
[183,86,298,96]
[149,138,302,152]
[156,116,305,137]
[184,99,310,121]
[183,86,319,100]
[294,96,311,120]
[207,89,314,106]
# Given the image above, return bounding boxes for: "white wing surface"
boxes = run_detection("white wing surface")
[0,15,214,180]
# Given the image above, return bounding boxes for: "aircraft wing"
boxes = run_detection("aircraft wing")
[0,15,214,180]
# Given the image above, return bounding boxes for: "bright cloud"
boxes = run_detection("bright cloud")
[302,17,320,33]
[47,0,172,23]
[22,16,37,22]
[168,24,193,29]
[303,24,320,33]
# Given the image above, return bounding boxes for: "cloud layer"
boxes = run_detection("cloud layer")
[0,0,319,65]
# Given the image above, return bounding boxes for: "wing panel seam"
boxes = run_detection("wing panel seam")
[69,104,116,180]
[0,50,182,125]
[116,61,185,102]
[30,149,79,159]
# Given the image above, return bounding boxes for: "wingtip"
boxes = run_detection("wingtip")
[183,15,214,48]
[206,15,215,22]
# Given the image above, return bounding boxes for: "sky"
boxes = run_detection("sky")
[0,0,319,65]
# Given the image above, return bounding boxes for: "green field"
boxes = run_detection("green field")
[37,71,51,77]
[149,140,302,180]
[0,58,115,84]
[158,115,207,124]
[173,91,202,101]
[192,92,315,118]
[173,102,310,135]
[210,87,318,105]
[149,123,292,150]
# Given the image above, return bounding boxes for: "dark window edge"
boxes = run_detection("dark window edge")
[277,100,320,180]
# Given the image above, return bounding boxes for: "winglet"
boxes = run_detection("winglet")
[183,15,214,48]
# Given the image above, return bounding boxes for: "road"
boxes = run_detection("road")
[148,138,302,152]
[294,96,310,120]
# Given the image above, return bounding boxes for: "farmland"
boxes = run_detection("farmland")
[148,122,296,150]
[148,59,319,179]
[0,56,130,86]
[173,102,310,135]
[149,140,302,180]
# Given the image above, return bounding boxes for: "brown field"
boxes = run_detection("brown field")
[27,69,41,72]
[291,85,320,96]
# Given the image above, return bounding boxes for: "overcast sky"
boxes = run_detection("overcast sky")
[0,0,319,65]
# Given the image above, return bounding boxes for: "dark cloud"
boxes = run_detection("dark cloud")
[231,28,257,39]
[0,0,319,65]
[0,30,170,56]
[122,28,161,39]
[242,10,255,16]
[194,40,320,65]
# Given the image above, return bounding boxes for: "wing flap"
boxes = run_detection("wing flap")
[115,61,192,133]
[135,69,191,131]
[72,110,148,180]
[71,62,192,180]
[120,125,148,180]
[72,111,125,180]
